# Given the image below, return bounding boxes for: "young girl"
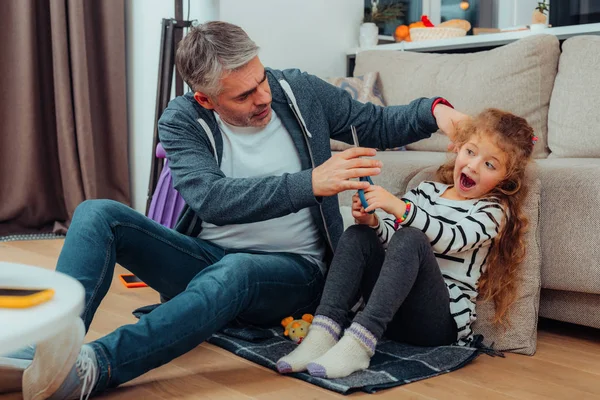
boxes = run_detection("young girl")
[277,108,536,379]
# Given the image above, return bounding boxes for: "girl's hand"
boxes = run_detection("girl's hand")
[352,193,378,227]
[363,185,406,218]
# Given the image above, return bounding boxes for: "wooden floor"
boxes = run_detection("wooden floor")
[1,239,599,400]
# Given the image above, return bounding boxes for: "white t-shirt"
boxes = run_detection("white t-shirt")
[198,110,325,270]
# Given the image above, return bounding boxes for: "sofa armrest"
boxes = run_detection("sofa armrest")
[537,159,600,295]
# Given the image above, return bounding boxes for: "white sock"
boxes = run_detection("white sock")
[276,315,341,373]
[306,322,376,379]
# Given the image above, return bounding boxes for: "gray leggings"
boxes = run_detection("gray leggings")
[316,224,457,346]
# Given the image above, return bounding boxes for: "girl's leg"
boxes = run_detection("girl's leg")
[315,224,386,325]
[359,227,457,346]
[277,225,385,373]
[307,227,456,379]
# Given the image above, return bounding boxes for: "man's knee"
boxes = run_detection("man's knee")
[72,199,128,228]
[186,253,256,311]
[189,253,255,293]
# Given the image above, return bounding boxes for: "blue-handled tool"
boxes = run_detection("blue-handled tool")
[351,126,375,214]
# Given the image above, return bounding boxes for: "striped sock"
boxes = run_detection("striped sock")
[346,322,377,355]
[276,315,341,374]
[306,322,376,379]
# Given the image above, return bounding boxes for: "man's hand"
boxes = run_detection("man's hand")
[363,185,406,218]
[433,104,469,149]
[312,147,381,197]
[352,193,378,227]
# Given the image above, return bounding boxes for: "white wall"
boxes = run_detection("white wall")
[513,0,545,26]
[125,0,218,212]
[219,0,363,78]
[496,0,540,28]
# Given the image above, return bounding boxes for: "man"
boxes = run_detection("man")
[2,21,466,399]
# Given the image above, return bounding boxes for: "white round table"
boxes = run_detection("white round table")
[0,262,84,354]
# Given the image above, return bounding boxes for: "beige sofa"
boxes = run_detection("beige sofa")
[336,34,600,354]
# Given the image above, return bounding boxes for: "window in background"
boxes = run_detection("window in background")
[364,0,423,36]
[365,0,600,40]
[441,0,478,34]
[364,0,580,39]
[440,0,502,34]
[550,0,600,27]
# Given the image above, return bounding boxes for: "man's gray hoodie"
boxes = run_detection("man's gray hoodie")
[158,68,440,263]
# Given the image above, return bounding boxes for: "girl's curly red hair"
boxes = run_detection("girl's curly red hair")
[436,108,535,325]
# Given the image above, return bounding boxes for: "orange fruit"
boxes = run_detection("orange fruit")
[394,25,409,40]
[409,21,425,29]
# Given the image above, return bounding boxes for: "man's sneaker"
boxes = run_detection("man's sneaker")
[0,357,31,393]
[0,344,35,393]
[43,345,98,400]
[23,318,88,400]
[3,344,36,360]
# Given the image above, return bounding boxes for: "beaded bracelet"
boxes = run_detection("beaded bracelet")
[394,201,412,230]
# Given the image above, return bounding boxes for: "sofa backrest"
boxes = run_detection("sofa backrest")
[354,34,561,159]
[547,35,600,158]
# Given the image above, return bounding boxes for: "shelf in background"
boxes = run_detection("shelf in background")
[348,23,600,55]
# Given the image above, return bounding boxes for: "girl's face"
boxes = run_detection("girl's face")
[453,133,508,200]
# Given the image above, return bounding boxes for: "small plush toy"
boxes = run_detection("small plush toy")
[281,314,313,344]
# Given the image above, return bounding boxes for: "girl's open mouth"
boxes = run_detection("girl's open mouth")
[460,173,476,190]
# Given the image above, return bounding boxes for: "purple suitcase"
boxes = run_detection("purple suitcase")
[146,143,185,229]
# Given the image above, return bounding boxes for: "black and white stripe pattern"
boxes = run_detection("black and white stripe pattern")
[371,181,506,345]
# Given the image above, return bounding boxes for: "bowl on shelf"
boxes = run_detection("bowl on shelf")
[529,23,548,32]
[409,27,467,41]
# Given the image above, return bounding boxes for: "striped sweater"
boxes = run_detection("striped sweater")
[372,181,507,345]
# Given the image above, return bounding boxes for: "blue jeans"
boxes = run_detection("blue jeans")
[57,200,325,392]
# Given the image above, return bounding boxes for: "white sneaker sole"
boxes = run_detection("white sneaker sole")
[23,318,85,400]
[0,357,31,393]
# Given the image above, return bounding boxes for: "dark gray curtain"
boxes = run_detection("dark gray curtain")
[0,0,130,236]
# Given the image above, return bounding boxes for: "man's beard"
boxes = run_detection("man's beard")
[216,105,271,128]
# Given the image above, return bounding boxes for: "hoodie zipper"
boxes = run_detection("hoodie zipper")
[288,102,334,253]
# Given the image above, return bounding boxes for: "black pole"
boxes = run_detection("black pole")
[146,19,170,216]
[145,0,194,216]
[174,0,184,96]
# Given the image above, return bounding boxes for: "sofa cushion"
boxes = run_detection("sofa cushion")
[323,72,386,151]
[536,158,600,295]
[403,166,542,355]
[325,72,385,106]
[353,34,560,159]
[547,35,600,158]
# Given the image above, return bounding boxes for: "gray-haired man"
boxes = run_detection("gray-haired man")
[2,21,466,399]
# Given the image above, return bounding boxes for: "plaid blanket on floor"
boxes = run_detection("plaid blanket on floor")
[207,322,485,395]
